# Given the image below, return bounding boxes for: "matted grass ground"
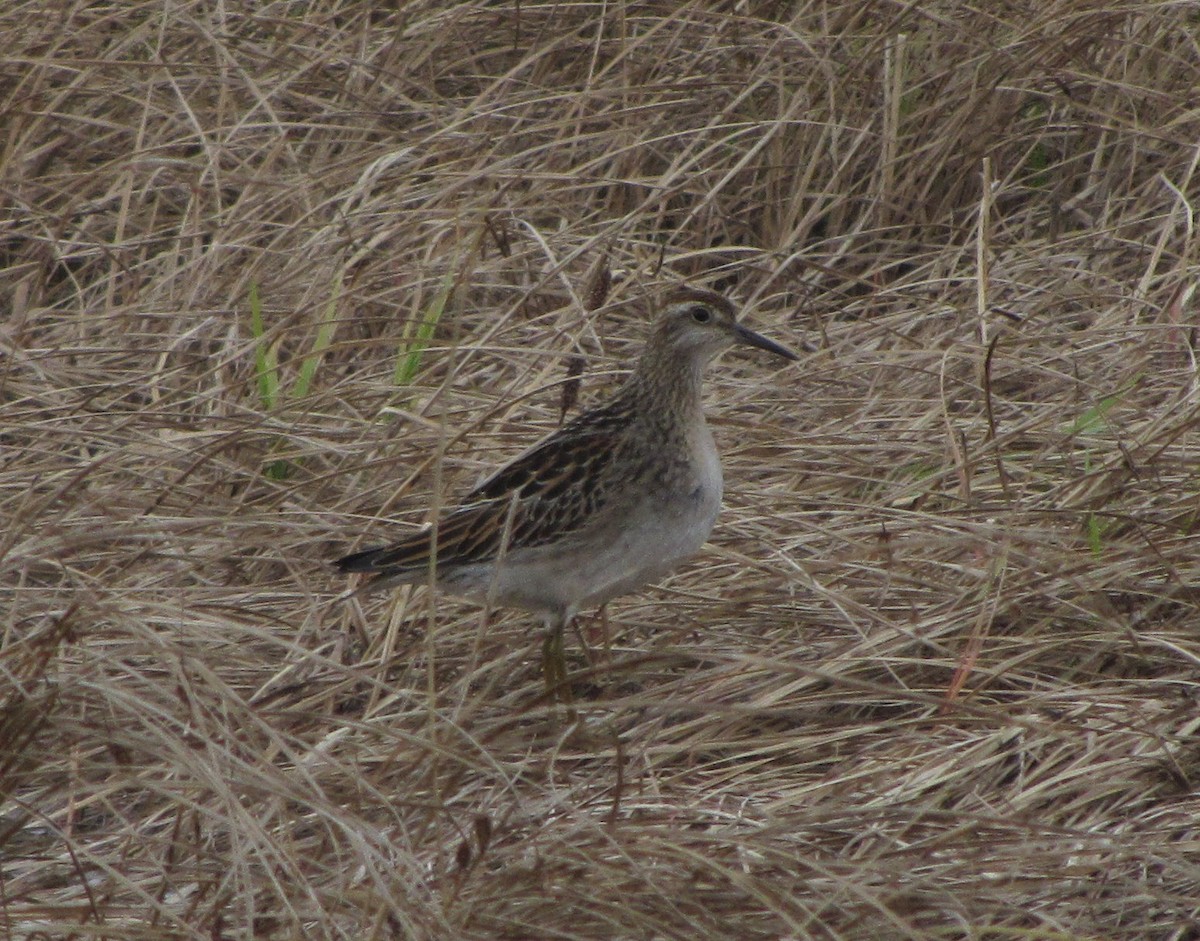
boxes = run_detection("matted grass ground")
[4,2,1200,938]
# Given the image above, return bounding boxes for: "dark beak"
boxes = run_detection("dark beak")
[734,323,799,362]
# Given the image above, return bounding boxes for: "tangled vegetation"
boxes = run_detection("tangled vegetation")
[3,2,1199,938]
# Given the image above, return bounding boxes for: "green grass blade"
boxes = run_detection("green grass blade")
[248,281,280,409]
[1069,379,1140,437]
[292,273,342,399]
[264,459,293,480]
[1086,512,1107,555]
[394,270,453,386]
[1070,394,1119,436]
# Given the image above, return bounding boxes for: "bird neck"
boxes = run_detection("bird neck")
[624,347,707,423]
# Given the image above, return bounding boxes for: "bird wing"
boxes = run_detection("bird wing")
[336,409,631,578]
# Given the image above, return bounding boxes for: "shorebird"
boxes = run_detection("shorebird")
[336,286,797,697]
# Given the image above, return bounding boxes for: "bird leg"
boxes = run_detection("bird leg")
[542,616,572,705]
[570,618,594,665]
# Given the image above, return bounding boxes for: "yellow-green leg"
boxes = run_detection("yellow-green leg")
[541,617,573,706]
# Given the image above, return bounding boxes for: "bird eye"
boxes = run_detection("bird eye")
[689,305,712,324]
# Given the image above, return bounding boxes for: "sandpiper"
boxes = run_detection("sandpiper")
[336,286,797,696]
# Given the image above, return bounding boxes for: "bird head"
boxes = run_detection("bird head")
[652,287,798,365]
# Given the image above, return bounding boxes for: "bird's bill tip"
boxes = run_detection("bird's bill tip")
[733,323,799,362]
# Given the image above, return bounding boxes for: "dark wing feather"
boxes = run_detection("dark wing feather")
[336,402,632,578]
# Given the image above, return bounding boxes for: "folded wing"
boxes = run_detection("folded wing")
[336,407,630,579]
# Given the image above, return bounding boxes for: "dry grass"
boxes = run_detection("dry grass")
[4,1,1200,938]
